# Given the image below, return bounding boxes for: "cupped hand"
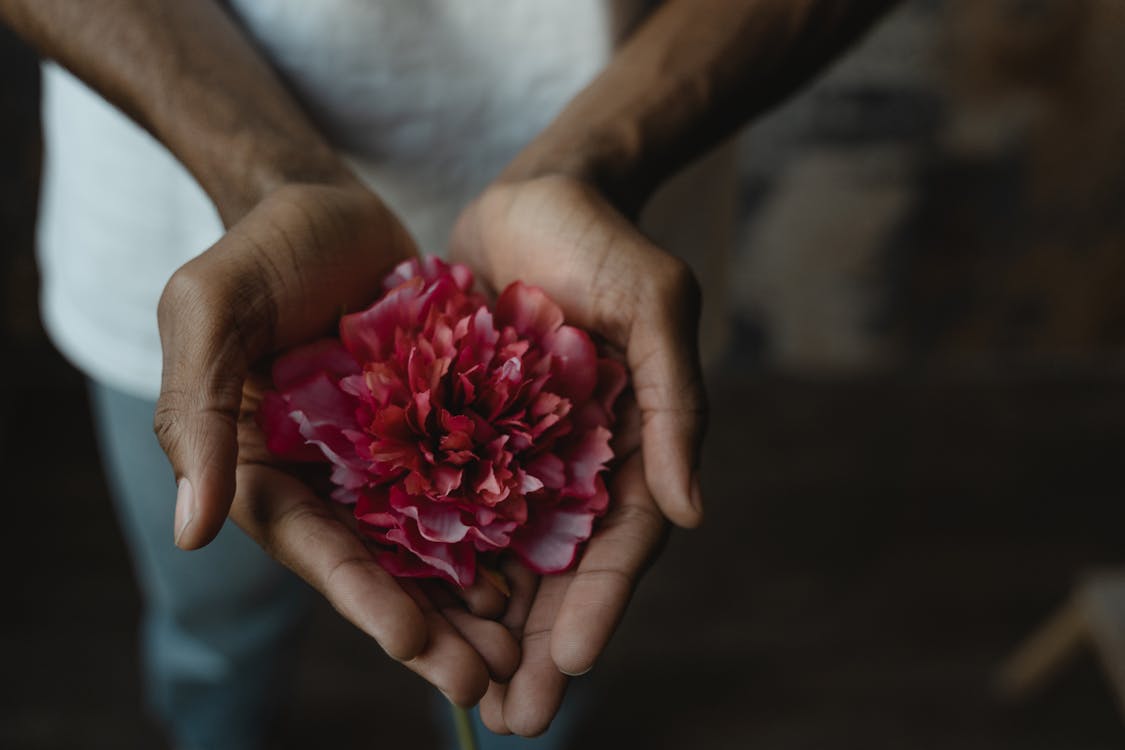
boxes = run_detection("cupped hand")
[154,178,517,704]
[449,174,705,734]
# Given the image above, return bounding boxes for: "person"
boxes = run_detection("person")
[0,0,897,746]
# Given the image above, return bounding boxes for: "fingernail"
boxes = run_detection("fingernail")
[174,477,196,549]
[560,664,593,677]
[480,566,511,598]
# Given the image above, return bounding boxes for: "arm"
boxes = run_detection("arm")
[453,0,899,736]
[0,0,344,223]
[1,0,515,705]
[506,0,900,216]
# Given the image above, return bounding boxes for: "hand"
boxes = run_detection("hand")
[449,174,705,734]
[154,179,517,704]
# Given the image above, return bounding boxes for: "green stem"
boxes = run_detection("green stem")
[451,703,478,750]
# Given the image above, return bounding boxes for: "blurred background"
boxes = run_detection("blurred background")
[6,0,1125,747]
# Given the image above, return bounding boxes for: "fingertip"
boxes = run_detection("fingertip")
[504,707,554,739]
[173,487,234,550]
[654,493,703,530]
[442,665,490,709]
[550,629,595,678]
[480,683,510,735]
[641,440,703,530]
[503,664,568,738]
[382,607,429,662]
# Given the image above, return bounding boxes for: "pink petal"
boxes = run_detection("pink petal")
[541,325,598,403]
[510,509,596,574]
[495,282,565,339]
[355,489,396,528]
[340,278,425,362]
[259,392,322,461]
[383,255,474,293]
[389,487,471,543]
[284,371,357,428]
[456,308,498,372]
[526,453,566,490]
[468,517,519,551]
[271,339,359,391]
[384,521,476,587]
[563,425,615,498]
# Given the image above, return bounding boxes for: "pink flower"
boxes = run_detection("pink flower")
[260,256,626,587]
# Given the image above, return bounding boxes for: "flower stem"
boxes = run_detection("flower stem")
[451,704,478,750]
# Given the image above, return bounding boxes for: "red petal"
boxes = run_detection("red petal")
[390,487,472,543]
[542,326,597,403]
[271,339,359,391]
[384,521,476,587]
[258,392,322,461]
[510,509,595,574]
[495,282,564,339]
[563,425,614,498]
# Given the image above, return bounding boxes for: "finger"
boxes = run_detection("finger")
[448,569,509,619]
[480,681,511,735]
[503,574,572,737]
[155,185,415,550]
[552,455,668,676]
[499,556,540,637]
[629,265,708,528]
[423,582,520,683]
[399,582,493,707]
[155,258,268,550]
[229,466,428,662]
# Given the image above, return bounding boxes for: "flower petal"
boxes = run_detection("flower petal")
[563,425,615,498]
[390,487,472,543]
[542,325,598,403]
[259,392,322,461]
[271,339,359,391]
[384,521,476,587]
[510,509,595,574]
[495,281,565,339]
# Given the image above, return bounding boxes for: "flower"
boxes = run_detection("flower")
[259,256,626,587]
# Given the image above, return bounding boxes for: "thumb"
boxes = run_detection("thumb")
[154,257,274,550]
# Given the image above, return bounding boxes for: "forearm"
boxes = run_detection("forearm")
[505,0,900,215]
[0,0,349,224]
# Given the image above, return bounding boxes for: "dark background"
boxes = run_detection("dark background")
[5,1,1125,747]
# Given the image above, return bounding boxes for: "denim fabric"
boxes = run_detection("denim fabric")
[89,381,311,750]
[89,379,578,749]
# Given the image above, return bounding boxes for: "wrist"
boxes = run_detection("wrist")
[499,118,655,219]
[179,122,356,226]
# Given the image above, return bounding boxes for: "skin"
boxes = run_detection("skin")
[0,0,899,736]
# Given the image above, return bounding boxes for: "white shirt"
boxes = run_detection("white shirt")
[38,0,733,400]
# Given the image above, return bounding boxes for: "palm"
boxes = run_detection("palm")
[449,175,697,735]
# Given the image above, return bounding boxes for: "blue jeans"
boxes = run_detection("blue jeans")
[89,380,575,749]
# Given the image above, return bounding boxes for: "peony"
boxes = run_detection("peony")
[259,256,626,588]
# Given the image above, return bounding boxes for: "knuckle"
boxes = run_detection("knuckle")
[608,502,667,549]
[152,398,181,456]
[159,257,277,369]
[158,265,209,331]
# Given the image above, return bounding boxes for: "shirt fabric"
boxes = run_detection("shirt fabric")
[37,0,732,400]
